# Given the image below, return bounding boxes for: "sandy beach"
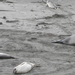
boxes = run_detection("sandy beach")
[0,0,75,75]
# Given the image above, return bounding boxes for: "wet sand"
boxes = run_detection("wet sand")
[0,0,75,75]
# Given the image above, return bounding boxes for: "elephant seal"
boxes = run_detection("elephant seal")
[0,53,16,59]
[52,34,75,45]
[13,62,40,74]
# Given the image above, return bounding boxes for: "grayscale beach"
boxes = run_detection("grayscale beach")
[0,0,75,75]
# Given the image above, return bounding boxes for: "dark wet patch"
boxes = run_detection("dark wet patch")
[6,20,19,23]
[0,0,5,2]
[36,22,52,26]
[44,16,52,19]
[32,14,67,21]
[44,14,67,19]
[6,1,14,3]
[56,4,61,6]
[0,22,3,25]
[31,1,43,3]
[0,10,12,11]
[30,9,35,12]
[52,14,67,18]
[27,37,37,41]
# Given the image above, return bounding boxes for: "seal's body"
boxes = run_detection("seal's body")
[52,34,75,45]
[13,62,35,74]
[0,53,16,59]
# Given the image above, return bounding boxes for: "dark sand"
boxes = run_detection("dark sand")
[0,0,75,75]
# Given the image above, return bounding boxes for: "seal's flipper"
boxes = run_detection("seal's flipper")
[51,40,64,44]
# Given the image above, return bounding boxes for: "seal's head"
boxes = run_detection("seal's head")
[13,68,17,74]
